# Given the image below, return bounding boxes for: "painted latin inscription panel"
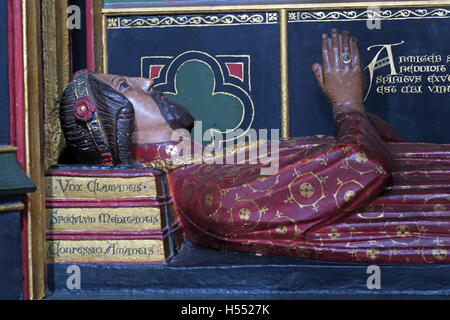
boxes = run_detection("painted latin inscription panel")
[288,7,450,143]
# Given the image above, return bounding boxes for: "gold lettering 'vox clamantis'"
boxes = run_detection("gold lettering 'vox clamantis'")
[45,174,159,199]
[45,167,184,263]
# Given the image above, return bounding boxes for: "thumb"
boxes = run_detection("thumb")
[312,63,325,92]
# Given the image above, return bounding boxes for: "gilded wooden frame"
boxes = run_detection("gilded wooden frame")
[22,0,46,300]
[20,0,70,299]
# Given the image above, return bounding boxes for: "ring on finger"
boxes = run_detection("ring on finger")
[342,52,352,64]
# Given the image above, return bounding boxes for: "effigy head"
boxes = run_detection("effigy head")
[59,70,194,166]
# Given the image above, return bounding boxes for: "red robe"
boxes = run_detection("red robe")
[132,112,450,264]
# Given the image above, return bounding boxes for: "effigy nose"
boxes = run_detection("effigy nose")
[140,77,154,92]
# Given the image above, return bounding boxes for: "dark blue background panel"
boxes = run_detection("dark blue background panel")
[288,7,450,143]
[0,0,10,144]
[71,0,87,72]
[106,13,281,143]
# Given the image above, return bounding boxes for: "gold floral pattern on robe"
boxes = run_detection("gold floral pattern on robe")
[133,112,450,264]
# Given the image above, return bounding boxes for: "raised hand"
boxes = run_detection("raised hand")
[312,29,366,115]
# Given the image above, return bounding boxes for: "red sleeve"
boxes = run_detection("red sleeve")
[367,112,407,142]
[335,111,393,171]
[169,111,394,241]
[284,111,394,231]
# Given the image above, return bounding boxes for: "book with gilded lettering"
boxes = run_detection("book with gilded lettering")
[45,166,184,264]
[45,166,170,201]
[46,226,185,263]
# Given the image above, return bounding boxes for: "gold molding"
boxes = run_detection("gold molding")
[42,0,70,169]
[23,0,46,300]
[279,9,290,139]
[102,14,109,74]
[0,202,25,213]
[102,1,450,15]
[0,145,18,153]
[94,0,106,73]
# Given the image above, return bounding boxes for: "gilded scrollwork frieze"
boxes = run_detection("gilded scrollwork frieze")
[288,8,450,23]
[107,12,278,29]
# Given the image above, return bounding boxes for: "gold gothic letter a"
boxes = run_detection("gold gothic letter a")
[364,41,405,101]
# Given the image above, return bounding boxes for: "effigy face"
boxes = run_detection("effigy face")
[93,73,195,144]
[59,70,196,165]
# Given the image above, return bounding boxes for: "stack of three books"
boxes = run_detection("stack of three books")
[45,166,184,264]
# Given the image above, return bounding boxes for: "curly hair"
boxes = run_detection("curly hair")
[59,72,135,165]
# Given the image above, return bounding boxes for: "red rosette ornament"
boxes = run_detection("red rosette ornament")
[73,97,95,122]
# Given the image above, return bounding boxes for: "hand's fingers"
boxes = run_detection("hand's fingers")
[350,36,362,70]
[331,28,341,69]
[321,33,331,70]
[312,63,325,89]
[342,31,351,71]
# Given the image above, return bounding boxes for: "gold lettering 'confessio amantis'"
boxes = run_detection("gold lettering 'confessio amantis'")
[46,207,163,232]
[45,176,157,199]
[46,239,167,263]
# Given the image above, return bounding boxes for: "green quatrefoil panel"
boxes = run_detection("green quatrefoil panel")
[164,60,243,143]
